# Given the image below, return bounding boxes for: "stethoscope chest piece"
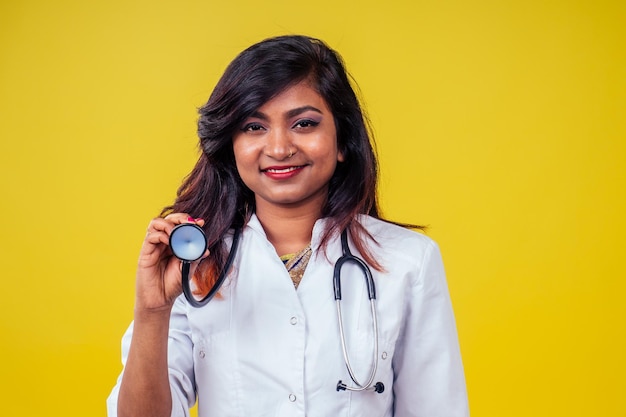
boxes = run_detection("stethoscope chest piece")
[169,223,207,262]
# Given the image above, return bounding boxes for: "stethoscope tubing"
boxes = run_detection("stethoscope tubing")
[335,298,380,392]
[180,227,241,308]
[333,230,384,394]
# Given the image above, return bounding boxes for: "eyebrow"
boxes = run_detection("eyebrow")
[250,105,324,120]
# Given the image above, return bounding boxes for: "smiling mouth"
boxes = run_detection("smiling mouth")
[262,166,305,173]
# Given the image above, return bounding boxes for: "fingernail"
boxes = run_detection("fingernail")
[195,218,203,222]
[187,216,195,222]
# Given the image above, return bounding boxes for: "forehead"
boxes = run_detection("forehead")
[255,81,331,114]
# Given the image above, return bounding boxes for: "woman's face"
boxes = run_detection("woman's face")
[232,81,344,213]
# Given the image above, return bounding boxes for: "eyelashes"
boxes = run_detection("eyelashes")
[293,119,320,129]
[240,118,321,132]
[241,122,264,132]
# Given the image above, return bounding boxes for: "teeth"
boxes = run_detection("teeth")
[266,166,299,173]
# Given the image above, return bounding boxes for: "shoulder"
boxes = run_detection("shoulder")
[358,215,437,249]
[357,215,440,268]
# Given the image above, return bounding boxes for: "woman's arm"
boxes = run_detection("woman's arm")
[117,308,173,417]
[115,214,206,417]
[392,240,469,417]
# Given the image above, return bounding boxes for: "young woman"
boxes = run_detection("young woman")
[108,35,469,417]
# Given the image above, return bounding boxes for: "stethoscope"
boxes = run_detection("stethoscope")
[169,223,384,394]
[168,223,241,307]
[333,230,385,394]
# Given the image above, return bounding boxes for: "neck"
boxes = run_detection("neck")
[255,200,322,257]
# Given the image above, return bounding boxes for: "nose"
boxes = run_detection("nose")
[264,127,293,160]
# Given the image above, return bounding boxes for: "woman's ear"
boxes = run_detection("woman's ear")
[337,148,345,162]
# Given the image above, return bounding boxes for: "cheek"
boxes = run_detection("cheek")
[323,141,343,165]
[308,131,340,160]
[232,137,244,161]
[232,139,255,168]
[232,144,258,189]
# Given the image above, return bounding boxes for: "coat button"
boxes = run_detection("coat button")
[289,394,296,402]
[290,316,298,325]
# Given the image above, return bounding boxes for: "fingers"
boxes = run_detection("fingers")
[140,213,206,261]
[135,213,208,310]
[163,213,205,228]
[145,214,205,243]
[147,215,189,235]
[141,230,171,257]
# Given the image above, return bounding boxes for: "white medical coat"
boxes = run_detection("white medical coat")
[107,214,469,417]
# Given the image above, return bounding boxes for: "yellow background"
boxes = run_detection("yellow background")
[1,0,624,416]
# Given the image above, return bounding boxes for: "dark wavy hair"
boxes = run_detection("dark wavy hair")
[164,35,398,293]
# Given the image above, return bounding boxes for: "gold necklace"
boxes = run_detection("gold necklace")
[280,245,312,289]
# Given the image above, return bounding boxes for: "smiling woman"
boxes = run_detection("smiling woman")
[233,82,344,229]
[107,35,469,417]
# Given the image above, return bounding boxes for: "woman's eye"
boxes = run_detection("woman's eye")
[242,123,265,132]
[293,119,320,129]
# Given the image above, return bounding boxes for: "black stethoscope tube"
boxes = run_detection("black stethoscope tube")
[333,230,376,301]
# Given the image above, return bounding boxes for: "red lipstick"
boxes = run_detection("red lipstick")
[262,165,305,180]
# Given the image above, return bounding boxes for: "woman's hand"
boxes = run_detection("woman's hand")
[135,213,208,312]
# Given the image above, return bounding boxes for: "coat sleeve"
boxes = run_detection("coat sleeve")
[106,296,197,417]
[391,240,469,417]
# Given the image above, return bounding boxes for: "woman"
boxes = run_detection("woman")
[108,35,469,417]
